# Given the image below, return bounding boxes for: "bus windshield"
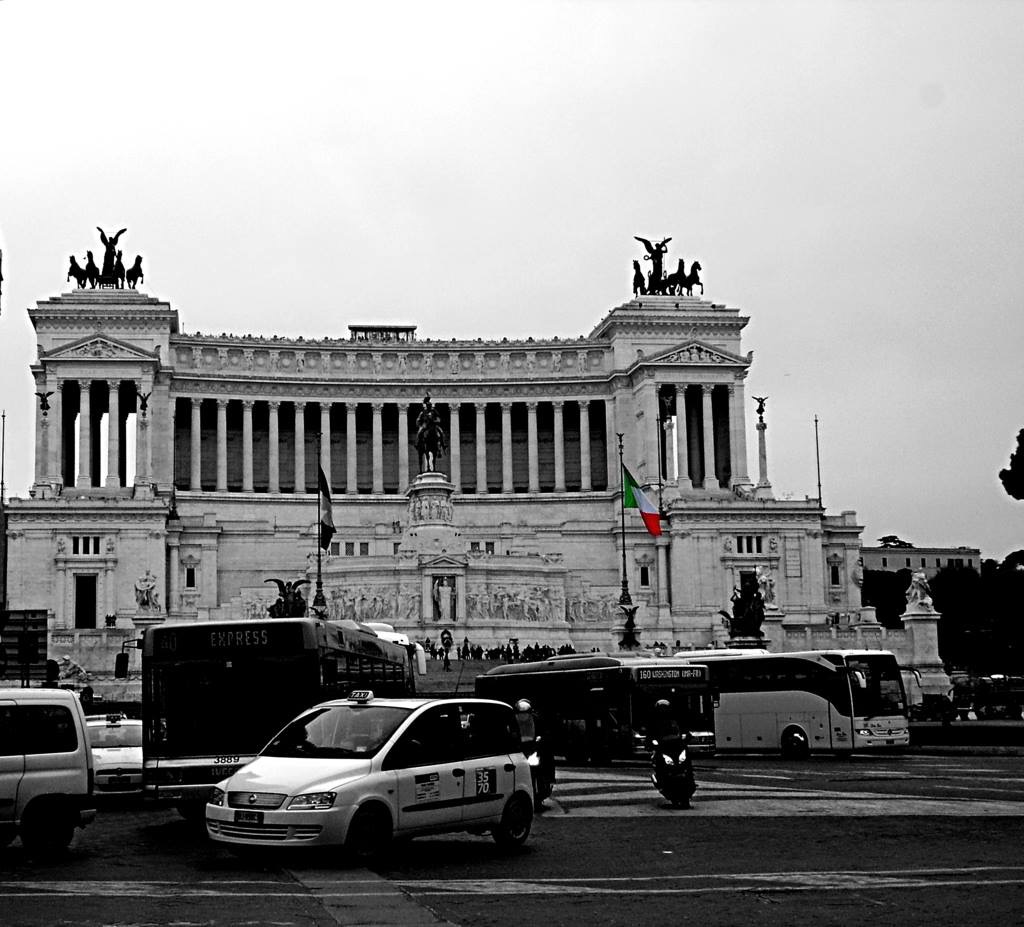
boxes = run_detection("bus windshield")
[147,654,317,757]
[846,654,906,717]
[262,705,413,759]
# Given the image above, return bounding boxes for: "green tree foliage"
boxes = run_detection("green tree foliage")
[862,568,912,627]
[877,535,914,548]
[999,429,1024,500]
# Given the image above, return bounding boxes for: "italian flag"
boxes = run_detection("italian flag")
[622,465,662,537]
[318,466,336,551]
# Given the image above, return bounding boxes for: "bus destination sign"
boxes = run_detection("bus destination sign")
[636,666,705,683]
[150,622,305,659]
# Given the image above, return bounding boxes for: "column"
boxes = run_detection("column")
[33,377,47,488]
[397,402,410,491]
[268,400,280,493]
[190,397,202,490]
[675,385,692,489]
[105,381,121,487]
[702,385,718,489]
[579,400,592,492]
[346,403,357,494]
[320,402,332,484]
[242,399,254,492]
[448,403,461,491]
[293,402,306,493]
[475,402,487,494]
[48,376,63,485]
[729,382,750,485]
[135,378,152,486]
[371,402,384,493]
[167,537,180,616]
[500,401,513,493]
[656,536,670,614]
[216,400,228,492]
[526,402,539,493]
[757,419,771,489]
[77,379,92,488]
[605,398,618,490]
[553,400,566,493]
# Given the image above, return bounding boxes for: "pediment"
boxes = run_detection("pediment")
[420,554,468,569]
[640,340,749,368]
[43,333,159,363]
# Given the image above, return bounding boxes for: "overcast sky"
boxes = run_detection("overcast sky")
[1,0,1022,560]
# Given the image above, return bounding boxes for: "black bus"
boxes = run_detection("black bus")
[476,652,715,763]
[142,617,419,815]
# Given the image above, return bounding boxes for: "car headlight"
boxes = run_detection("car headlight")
[287,791,337,811]
[209,787,225,807]
[663,755,675,766]
[856,729,873,736]
[527,752,540,767]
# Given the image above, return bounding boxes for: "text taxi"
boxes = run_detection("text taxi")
[206,692,534,858]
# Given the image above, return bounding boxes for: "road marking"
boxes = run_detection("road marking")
[393,865,1024,896]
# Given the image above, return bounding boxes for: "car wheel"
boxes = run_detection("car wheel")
[345,803,393,863]
[20,806,74,854]
[780,727,810,761]
[175,801,207,824]
[492,792,533,849]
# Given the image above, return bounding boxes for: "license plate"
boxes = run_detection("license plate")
[110,776,130,787]
[234,810,264,824]
[886,739,894,745]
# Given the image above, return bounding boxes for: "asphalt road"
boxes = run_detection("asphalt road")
[2,753,1022,927]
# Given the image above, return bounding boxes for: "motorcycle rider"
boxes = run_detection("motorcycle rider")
[514,698,555,810]
[648,699,696,809]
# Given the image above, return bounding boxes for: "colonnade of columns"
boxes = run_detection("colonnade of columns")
[659,381,750,490]
[36,377,152,490]
[173,398,614,496]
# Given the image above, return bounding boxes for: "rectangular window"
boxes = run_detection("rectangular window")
[829,565,840,586]
[93,536,100,554]
[936,558,941,568]
[639,565,651,587]
[470,542,480,552]
[921,558,926,567]
[185,566,197,589]
[393,542,401,555]
[330,542,340,555]
[485,542,495,555]
[21,705,78,754]
[72,537,80,556]
[345,542,354,556]
[905,558,911,568]
[359,542,369,556]
[882,557,888,568]
[755,536,763,554]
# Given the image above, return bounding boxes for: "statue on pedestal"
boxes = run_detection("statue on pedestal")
[135,570,161,612]
[265,578,309,618]
[905,570,934,612]
[415,394,447,474]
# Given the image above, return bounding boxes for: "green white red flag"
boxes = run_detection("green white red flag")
[622,465,662,537]
[318,466,336,550]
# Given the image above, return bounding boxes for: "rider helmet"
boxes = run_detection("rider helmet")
[654,699,672,713]
[514,699,533,714]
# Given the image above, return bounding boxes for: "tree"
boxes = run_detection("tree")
[999,429,1024,500]
[877,535,914,548]
[862,568,912,627]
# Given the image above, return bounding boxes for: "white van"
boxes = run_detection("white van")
[0,688,97,852]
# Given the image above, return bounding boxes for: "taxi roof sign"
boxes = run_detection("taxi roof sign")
[348,690,374,703]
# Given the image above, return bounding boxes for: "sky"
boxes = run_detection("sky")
[1,0,1022,561]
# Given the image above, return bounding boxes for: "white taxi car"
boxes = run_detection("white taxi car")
[205,692,534,858]
[87,715,144,795]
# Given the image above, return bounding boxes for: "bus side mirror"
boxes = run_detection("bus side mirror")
[114,652,130,679]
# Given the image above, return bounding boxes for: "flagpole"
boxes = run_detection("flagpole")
[616,433,631,607]
[313,431,326,614]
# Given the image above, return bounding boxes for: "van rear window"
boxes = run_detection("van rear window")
[21,706,78,755]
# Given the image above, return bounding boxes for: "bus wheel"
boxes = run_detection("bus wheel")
[780,727,810,760]
[492,793,533,849]
[345,803,392,863]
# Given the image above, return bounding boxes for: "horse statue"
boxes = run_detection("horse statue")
[114,250,126,289]
[84,251,100,288]
[415,394,447,474]
[632,260,646,297]
[681,260,702,296]
[126,255,144,289]
[67,256,88,288]
[718,585,765,639]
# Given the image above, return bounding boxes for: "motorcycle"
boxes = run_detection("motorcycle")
[650,734,696,809]
[523,734,556,811]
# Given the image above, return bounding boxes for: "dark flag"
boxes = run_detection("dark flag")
[318,466,335,550]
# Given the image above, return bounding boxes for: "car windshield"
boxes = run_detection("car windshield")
[88,723,143,748]
[262,705,413,759]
